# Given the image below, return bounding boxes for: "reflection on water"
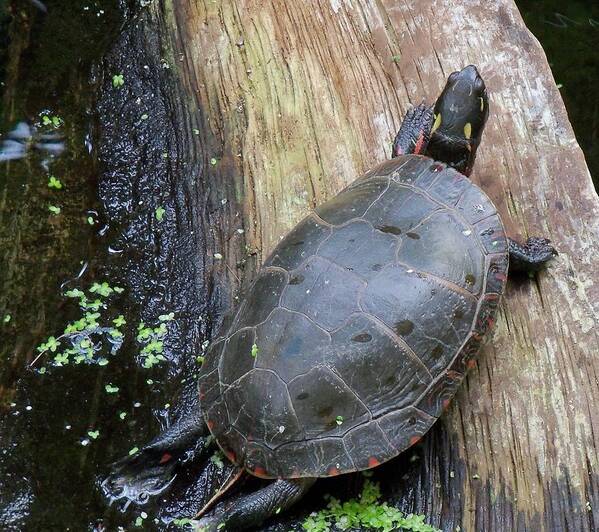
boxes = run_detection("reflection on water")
[516,0,599,191]
[0,121,65,162]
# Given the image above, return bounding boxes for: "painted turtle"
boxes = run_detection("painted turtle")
[104,66,556,530]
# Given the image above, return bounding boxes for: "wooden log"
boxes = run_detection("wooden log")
[117,1,599,529]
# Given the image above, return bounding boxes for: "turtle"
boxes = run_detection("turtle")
[103,65,556,530]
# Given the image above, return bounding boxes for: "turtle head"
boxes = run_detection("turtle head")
[427,65,489,176]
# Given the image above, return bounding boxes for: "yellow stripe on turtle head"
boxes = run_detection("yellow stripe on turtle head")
[479,97,485,112]
[431,113,442,134]
[463,122,472,139]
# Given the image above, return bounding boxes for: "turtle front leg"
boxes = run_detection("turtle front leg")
[196,477,316,531]
[508,236,557,273]
[392,104,434,156]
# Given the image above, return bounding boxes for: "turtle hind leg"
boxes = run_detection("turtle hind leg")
[102,394,212,505]
[392,104,434,156]
[508,236,557,273]
[196,477,316,531]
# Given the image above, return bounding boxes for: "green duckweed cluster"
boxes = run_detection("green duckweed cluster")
[34,281,174,370]
[302,480,440,532]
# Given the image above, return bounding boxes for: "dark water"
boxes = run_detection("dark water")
[516,0,599,191]
[0,1,166,530]
[0,1,597,531]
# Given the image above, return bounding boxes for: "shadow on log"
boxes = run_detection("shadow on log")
[97,1,599,530]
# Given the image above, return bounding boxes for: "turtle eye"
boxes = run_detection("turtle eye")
[474,77,486,93]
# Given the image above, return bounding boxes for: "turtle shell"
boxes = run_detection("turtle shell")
[198,154,508,479]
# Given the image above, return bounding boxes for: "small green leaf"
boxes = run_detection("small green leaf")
[251,343,259,358]
[391,54,401,63]
[129,446,139,456]
[47,176,63,189]
[105,383,119,394]
[141,113,149,120]
[54,352,69,365]
[112,73,125,88]
[87,216,95,225]
[88,430,100,440]
[119,412,127,420]
[90,281,113,297]
[210,451,225,469]
[113,315,127,327]
[113,286,125,294]
[135,517,143,527]
[3,314,11,323]
[158,312,174,322]
[65,288,85,299]
[335,415,344,426]
[155,206,165,221]
[210,157,218,166]
[192,128,200,135]
[46,336,60,352]
[98,358,109,366]
[48,205,61,215]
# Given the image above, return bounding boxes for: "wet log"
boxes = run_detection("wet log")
[103,0,599,529]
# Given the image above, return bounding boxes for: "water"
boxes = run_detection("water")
[0,2,158,530]
[516,0,599,190]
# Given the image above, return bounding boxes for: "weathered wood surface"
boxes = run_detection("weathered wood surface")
[134,0,599,529]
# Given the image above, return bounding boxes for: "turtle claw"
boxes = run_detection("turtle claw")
[524,236,558,264]
[508,236,558,273]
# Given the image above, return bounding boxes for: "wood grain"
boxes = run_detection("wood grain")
[146,0,599,529]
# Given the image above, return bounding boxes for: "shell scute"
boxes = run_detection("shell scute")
[317,220,399,280]
[281,256,364,330]
[316,177,388,226]
[253,308,331,382]
[396,210,486,294]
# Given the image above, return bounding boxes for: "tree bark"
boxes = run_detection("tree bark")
[118,1,599,529]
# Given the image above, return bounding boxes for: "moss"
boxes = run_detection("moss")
[303,479,441,532]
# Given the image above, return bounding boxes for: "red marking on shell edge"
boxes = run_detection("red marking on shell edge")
[199,392,205,400]
[327,466,340,476]
[159,452,172,464]
[409,436,421,445]
[206,420,214,430]
[442,399,451,409]
[468,359,477,369]
[252,466,267,477]
[368,457,380,468]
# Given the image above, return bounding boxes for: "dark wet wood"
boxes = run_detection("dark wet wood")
[144,0,599,529]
